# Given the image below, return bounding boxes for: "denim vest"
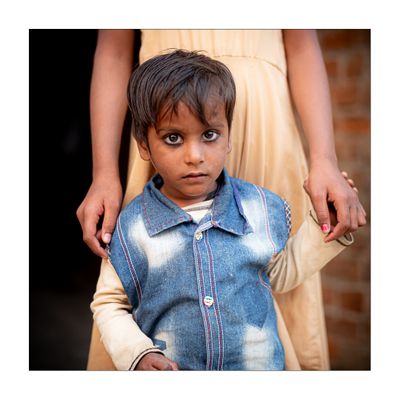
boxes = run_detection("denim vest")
[109,169,290,370]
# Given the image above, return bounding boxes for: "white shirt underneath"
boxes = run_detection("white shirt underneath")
[182,199,214,224]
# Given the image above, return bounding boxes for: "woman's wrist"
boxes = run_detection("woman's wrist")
[309,154,338,170]
[92,167,120,183]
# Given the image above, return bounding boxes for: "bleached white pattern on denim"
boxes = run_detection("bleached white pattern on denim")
[239,199,275,261]
[154,330,176,361]
[243,324,276,370]
[128,217,185,269]
[240,198,263,231]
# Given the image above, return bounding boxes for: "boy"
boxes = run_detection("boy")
[91,50,354,370]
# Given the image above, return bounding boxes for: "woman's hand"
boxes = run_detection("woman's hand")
[304,162,367,242]
[76,175,122,258]
[135,353,179,371]
[77,30,134,258]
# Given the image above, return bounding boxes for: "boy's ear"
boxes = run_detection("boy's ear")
[227,134,232,154]
[137,140,151,162]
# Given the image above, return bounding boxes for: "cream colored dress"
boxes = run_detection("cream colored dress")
[87,30,329,370]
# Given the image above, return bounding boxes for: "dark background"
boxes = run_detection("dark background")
[29,29,139,370]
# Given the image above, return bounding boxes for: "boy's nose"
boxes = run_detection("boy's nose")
[184,142,204,165]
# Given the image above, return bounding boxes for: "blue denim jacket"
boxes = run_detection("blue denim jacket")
[109,169,291,370]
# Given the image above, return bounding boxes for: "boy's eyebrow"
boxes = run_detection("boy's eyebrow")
[155,127,182,135]
[156,123,226,134]
[205,123,226,129]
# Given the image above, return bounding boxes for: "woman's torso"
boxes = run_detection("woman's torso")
[140,29,287,75]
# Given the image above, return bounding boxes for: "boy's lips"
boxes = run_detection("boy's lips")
[183,172,207,177]
[182,172,208,181]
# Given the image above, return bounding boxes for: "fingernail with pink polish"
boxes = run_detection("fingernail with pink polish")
[321,224,330,233]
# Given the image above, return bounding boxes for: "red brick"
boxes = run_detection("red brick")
[323,258,359,281]
[318,27,370,371]
[347,53,365,77]
[340,291,363,312]
[331,83,359,105]
[360,83,371,105]
[318,30,370,50]
[322,286,335,305]
[325,60,339,78]
[359,261,371,281]
[331,344,370,370]
[319,31,349,49]
[327,335,337,359]
[334,139,359,160]
[358,320,371,341]
[335,116,370,134]
[325,315,358,338]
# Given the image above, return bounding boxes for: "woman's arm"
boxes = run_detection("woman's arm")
[283,30,366,241]
[76,30,135,257]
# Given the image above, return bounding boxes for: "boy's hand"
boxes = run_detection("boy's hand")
[135,352,179,371]
[304,171,366,241]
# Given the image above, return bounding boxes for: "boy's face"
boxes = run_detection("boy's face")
[138,100,231,207]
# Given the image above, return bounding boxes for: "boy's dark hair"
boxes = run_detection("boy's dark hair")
[127,49,236,143]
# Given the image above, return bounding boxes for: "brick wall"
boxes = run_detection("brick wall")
[317,29,370,369]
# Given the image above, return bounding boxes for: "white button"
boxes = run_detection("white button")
[203,296,214,307]
[195,231,203,241]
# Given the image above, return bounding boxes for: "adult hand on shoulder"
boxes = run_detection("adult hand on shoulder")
[76,175,123,258]
[304,161,367,242]
[135,352,179,371]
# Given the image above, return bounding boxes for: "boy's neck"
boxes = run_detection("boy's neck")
[204,182,221,200]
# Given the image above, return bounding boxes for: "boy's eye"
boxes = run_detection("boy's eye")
[164,134,183,145]
[203,130,219,142]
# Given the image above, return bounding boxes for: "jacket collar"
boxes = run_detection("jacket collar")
[141,168,253,237]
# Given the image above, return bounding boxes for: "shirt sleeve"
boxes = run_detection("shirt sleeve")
[90,259,163,370]
[266,209,354,293]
